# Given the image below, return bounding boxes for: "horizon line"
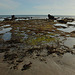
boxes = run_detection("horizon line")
[0,14,75,16]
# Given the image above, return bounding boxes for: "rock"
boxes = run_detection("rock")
[73,45,75,48]
[4,18,10,21]
[71,31,75,33]
[21,62,32,71]
[16,59,23,63]
[65,18,74,22]
[58,20,67,24]
[11,15,15,20]
[46,45,56,55]
[0,48,10,53]
[70,33,75,37]
[39,57,46,61]
[52,53,57,57]
[4,53,18,60]
[66,49,71,52]
[48,14,55,20]
[5,39,22,44]
[71,50,75,54]
[0,39,4,43]
[13,65,18,69]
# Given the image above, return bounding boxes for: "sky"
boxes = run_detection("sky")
[0,0,75,15]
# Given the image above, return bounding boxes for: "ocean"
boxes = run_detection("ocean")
[0,15,75,21]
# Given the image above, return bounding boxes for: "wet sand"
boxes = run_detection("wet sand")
[0,19,75,75]
[0,53,75,75]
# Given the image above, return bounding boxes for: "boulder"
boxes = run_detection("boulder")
[58,20,67,24]
[48,14,55,20]
[11,15,15,20]
[4,18,10,21]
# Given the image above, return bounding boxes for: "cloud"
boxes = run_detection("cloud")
[34,1,75,11]
[0,0,20,9]
[0,0,75,15]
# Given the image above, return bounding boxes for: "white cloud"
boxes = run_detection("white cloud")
[0,0,20,9]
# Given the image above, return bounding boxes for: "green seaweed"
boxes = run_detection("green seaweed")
[25,34,56,45]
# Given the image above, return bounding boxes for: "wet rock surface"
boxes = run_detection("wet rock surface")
[0,19,75,75]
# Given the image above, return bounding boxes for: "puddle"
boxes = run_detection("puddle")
[67,21,75,26]
[0,18,4,21]
[57,26,75,33]
[55,22,75,33]
[58,36,65,41]
[2,25,10,28]
[61,53,75,67]
[2,32,12,41]
[0,28,12,34]
[0,24,12,34]
[16,18,28,21]
[54,20,57,22]
[54,23,67,28]
[64,37,75,48]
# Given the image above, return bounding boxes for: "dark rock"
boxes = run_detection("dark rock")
[73,45,75,48]
[52,53,57,57]
[58,20,67,24]
[4,53,18,60]
[0,48,9,53]
[13,65,18,69]
[11,15,15,20]
[39,57,46,61]
[71,31,75,33]
[71,49,75,54]
[4,18,10,21]
[46,45,56,55]
[16,59,23,63]
[48,14,55,20]
[21,62,32,71]
[5,39,22,44]
[64,18,74,22]
[25,47,42,55]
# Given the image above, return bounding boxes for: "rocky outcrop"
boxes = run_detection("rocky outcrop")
[57,20,67,24]
[48,14,55,20]
[11,15,16,20]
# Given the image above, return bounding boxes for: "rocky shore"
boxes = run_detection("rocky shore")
[0,19,75,75]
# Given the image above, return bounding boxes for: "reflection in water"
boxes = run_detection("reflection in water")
[57,26,75,33]
[67,21,75,25]
[0,24,10,29]
[0,24,12,41]
[55,22,75,48]
[0,28,12,34]
[0,18,4,21]
[1,24,10,28]
[54,23,67,27]
[0,24,12,34]
[2,32,12,41]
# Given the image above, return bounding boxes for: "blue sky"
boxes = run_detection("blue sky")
[0,0,75,15]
